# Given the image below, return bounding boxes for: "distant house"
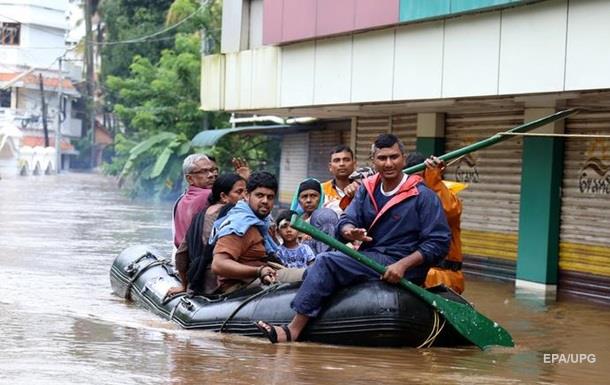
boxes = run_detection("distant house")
[0,0,83,174]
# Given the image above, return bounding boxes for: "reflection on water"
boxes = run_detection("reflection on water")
[1,173,609,385]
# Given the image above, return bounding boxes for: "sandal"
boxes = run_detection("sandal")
[254,321,292,344]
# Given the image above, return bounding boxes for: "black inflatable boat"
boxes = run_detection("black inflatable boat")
[110,245,473,348]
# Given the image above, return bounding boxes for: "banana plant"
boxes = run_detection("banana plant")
[118,132,191,200]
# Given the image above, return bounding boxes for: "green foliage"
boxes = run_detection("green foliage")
[99,0,175,81]
[100,1,282,201]
[114,132,191,200]
[204,134,282,176]
[106,32,219,139]
[101,132,135,176]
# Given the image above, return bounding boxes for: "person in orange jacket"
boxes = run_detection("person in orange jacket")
[406,153,465,294]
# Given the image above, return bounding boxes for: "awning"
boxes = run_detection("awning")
[191,124,320,147]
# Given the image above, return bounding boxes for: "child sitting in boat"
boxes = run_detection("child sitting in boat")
[275,210,316,268]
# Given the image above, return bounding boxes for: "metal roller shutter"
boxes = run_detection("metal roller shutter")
[278,133,309,205]
[391,114,417,153]
[354,114,416,166]
[559,110,610,302]
[308,129,342,181]
[444,109,525,279]
[354,116,390,166]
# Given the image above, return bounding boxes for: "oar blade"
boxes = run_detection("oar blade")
[429,295,514,349]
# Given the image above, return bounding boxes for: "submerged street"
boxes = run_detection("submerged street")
[1,173,609,385]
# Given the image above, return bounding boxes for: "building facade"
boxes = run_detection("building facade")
[0,0,82,175]
[201,0,610,302]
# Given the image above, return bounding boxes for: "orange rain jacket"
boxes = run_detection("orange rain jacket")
[423,168,465,294]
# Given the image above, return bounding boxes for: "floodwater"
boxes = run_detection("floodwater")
[0,172,609,385]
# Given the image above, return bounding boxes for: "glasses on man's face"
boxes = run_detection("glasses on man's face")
[189,167,218,175]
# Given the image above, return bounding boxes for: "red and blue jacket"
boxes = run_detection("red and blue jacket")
[337,173,451,281]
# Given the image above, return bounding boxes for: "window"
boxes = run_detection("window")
[0,90,11,107]
[1,22,20,46]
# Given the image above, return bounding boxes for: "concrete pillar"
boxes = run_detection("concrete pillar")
[515,108,565,299]
[416,112,445,156]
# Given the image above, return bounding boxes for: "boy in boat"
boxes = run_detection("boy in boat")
[255,134,451,343]
[210,171,303,294]
[275,210,316,268]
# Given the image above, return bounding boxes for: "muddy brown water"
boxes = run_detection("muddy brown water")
[1,172,609,385]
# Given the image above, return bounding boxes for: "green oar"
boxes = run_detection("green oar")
[403,108,579,174]
[290,214,514,350]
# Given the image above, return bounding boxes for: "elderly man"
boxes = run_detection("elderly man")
[255,133,451,343]
[172,154,218,248]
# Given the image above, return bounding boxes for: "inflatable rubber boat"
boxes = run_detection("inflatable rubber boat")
[110,245,473,348]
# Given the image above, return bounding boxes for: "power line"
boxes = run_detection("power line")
[3,2,214,50]
[90,1,208,46]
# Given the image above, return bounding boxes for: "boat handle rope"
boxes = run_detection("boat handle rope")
[219,283,291,333]
[416,310,446,349]
[125,260,167,298]
[168,291,228,321]
[124,252,162,275]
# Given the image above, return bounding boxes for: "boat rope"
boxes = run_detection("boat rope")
[219,283,291,333]
[416,310,446,349]
[499,132,610,139]
[125,259,167,298]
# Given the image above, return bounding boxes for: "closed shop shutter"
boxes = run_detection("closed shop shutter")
[444,109,524,279]
[308,129,342,181]
[391,114,417,153]
[355,116,389,166]
[559,110,610,301]
[354,114,416,166]
[341,128,351,149]
[278,133,309,205]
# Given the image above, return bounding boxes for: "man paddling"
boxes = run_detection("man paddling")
[255,134,451,343]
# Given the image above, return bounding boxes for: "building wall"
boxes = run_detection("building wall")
[205,0,610,112]
[0,1,68,68]
[261,0,534,45]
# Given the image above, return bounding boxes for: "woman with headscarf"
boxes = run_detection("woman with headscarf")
[168,173,246,296]
[290,178,339,255]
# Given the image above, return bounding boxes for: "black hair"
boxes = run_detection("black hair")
[372,133,405,155]
[329,144,354,159]
[208,173,245,205]
[205,154,216,163]
[406,152,427,168]
[275,209,297,225]
[217,202,236,219]
[297,178,321,195]
[246,171,278,193]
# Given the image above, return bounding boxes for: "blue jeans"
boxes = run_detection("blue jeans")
[290,250,425,317]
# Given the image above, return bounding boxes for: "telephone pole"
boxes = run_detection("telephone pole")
[84,0,96,168]
[38,74,49,147]
[56,58,63,174]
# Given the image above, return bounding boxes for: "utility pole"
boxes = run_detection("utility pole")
[38,74,49,147]
[84,0,96,168]
[56,57,63,174]
[202,25,212,131]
